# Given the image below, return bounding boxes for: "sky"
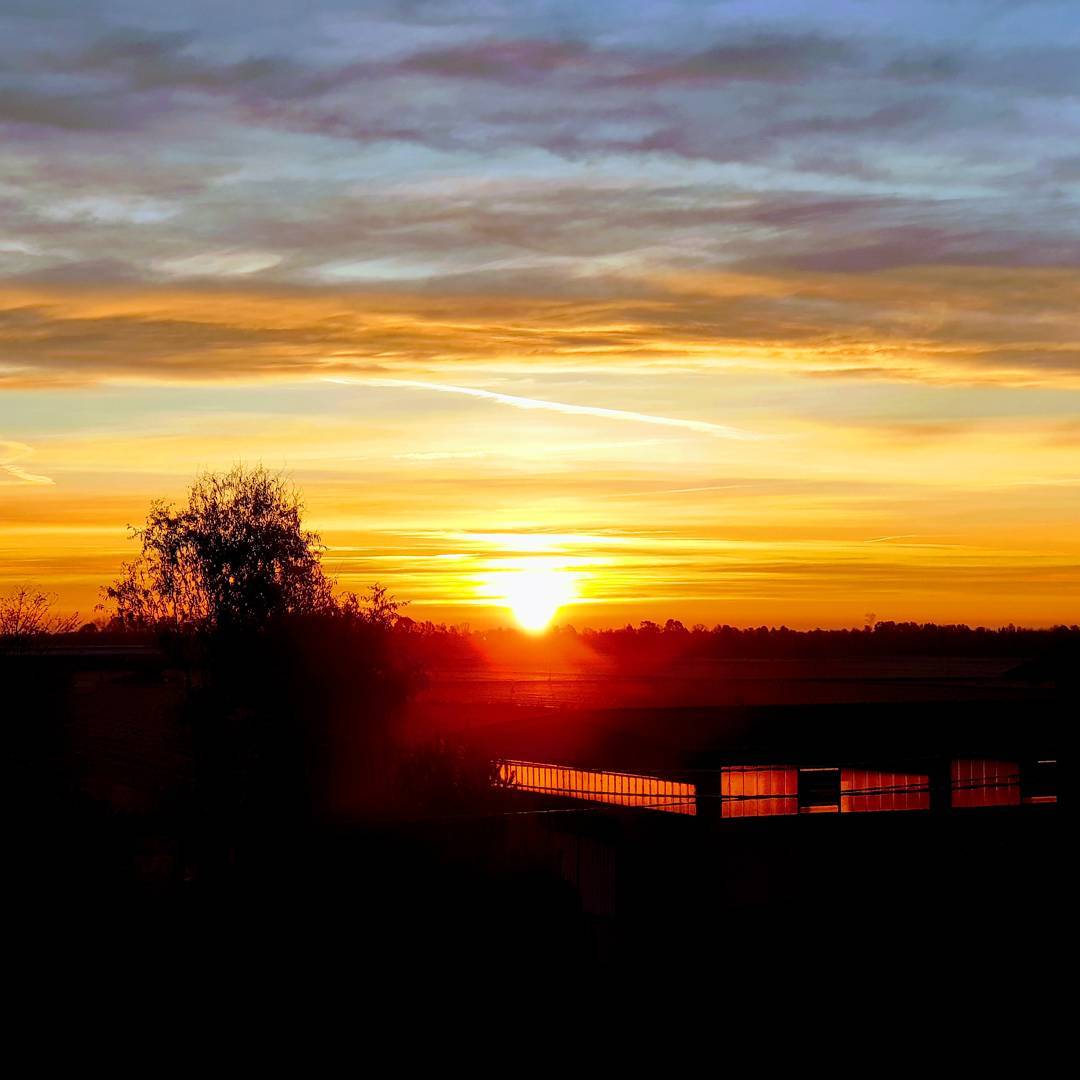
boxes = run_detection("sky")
[1,0,1078,629]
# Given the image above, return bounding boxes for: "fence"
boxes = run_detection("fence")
[495,759,697,815]
[495,757,1056,817]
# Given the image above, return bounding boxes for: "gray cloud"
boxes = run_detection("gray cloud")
[1,13,1075,173]
[0,87,128,130]
[889,43,1080,98]
[614,33,859,86]
[397,38,592,81]
[0,1,1077,395]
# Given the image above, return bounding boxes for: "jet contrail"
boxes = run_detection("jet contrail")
[324,377,758,440]
[602,483,748,499]
[0,441,54,485]
[0,462,54,485]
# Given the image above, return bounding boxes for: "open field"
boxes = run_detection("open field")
[415,655,1043,711]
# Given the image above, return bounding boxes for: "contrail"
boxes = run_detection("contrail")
[325,377,758,440]
[0,441,53,485]
[0,462,54,485]
[602,483,747,499]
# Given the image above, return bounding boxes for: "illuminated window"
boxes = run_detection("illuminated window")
[721,766,798,818]
[951,759,1020,808]
[841,769,930,812]
[496,759,696,815]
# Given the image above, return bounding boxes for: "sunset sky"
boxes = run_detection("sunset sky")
[2,0,1078,628]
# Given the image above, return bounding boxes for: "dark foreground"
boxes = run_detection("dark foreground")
[13,638,1066,996]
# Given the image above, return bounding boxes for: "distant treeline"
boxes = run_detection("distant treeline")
[26,616,1080,664]
[568,620,1079,660]
[390,617,1080,662]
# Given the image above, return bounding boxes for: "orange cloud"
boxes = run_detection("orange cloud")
[2,264,1078,391]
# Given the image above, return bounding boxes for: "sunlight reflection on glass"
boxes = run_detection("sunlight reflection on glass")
[497,759,697,815]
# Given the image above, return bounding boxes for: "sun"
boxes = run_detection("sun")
[499,565,577,632]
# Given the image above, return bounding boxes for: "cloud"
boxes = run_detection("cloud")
[0,259,1077,389]
[47,27,310,97]
[0,461,53,484]
[0,87,128,131]
[2,171,1073,297]
[613,33,858,87]
[888,42,1080,98]
[334,376,759,438]
[0,440,53,485]
[3,14,1074,163]
[0,4,1077,391]
[397,38,592,81]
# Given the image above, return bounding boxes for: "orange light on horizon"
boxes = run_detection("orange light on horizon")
[477,555,583,632]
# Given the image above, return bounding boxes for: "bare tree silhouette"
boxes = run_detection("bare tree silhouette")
[0,586,78,651]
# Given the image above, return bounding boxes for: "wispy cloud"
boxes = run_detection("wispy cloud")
[3,253,1078,390]
[0,440,53,485]
[601,483,748,499]
[329,377,759,439]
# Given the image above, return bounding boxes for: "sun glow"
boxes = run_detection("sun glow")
[489,563,579,632]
